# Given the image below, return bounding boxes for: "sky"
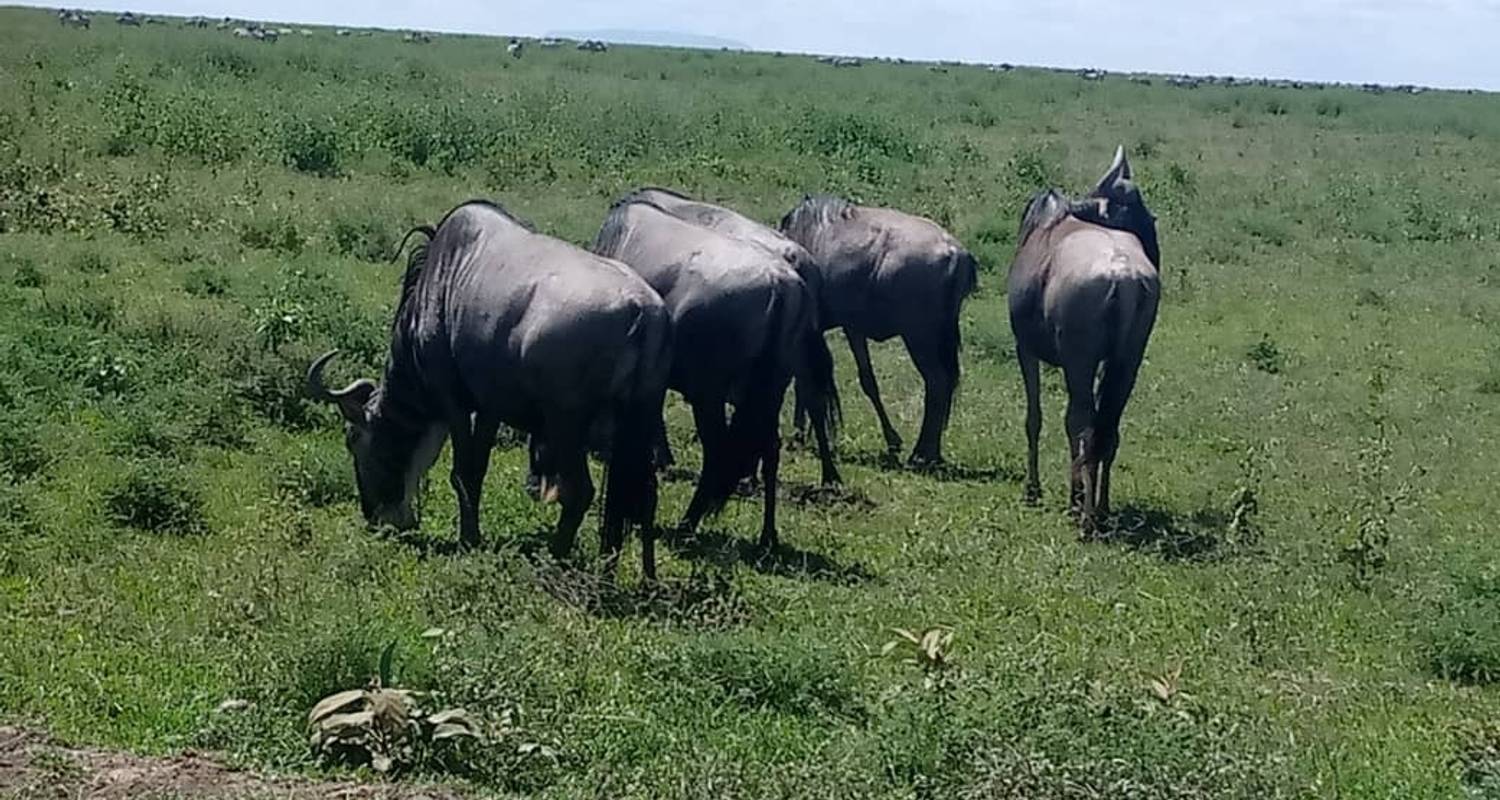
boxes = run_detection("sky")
[18,0,1500,90]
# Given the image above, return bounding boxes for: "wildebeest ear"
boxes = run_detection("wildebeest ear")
[333,381,376,426]
[1093,145,1131,195]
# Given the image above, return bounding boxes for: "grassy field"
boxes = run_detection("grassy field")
[4,6,1500,796]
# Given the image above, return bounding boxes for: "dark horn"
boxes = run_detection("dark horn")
[306,349,341,401]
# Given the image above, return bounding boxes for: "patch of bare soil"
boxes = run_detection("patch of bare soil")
[0,727,467,800]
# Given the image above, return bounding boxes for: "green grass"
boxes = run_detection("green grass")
[3,6,1500,797]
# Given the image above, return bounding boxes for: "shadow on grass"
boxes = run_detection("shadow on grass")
[379,524,555,559]
[838,448,1023,484]
[532,558,752,629]
[664,528,875,585]
[1095,502,1230,562]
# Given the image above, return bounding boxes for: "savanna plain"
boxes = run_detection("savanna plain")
[2,7,1500,797]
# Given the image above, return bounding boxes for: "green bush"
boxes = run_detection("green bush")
[331,215,396,263]
[283,118,343,177]
[106,460,207,535]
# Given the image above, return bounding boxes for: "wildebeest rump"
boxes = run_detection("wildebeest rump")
[306,200,671,577]
[1008,146,1161,532]
[621,187,842,486]
[593,199,837,549]
[780,196,978,466]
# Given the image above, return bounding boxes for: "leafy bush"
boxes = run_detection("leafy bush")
[71,250,112,275]
[331,215,396,263]
[1426,573,1500,684]
[0,418,47,480]
[106,460,207,534]
[283,118,343,177]
[644,635,861,719]
[239,215,305,255]
[277,444,353,508]
[11,256,43,288]
[183,265,228,297]
[1246,334,1285,375]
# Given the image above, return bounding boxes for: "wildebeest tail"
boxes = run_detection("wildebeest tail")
[603,304,671,534]
[941,248,979,385]
[798,292,841,443]
[703,290,793,515]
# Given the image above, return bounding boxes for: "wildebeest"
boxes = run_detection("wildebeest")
[116,11,140,25]
[780,196,978,467]
[1008,147,1161,533]
[507,39,523,58]
[593,199,838,550]
[620,187,842,487]
[57,9,89,27]
[306,200,671,577]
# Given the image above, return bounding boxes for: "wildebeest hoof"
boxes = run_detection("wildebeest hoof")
[1022,484,1042,505]
[735,477,760,497]
[908,452,945,472]
[756,532,779,554]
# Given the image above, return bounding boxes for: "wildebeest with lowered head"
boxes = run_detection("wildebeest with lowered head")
[593,198,838,550]
[1008,146,1161,533]
[621,187,841,487]
[306,200,671,577]
[780,196,978,467]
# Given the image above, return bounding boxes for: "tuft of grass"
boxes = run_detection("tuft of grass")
[1246,333,1286,375]
[105,460,207,535]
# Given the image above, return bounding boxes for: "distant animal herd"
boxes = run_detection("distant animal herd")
[302,143,1157,579]
[51,9,1458,95]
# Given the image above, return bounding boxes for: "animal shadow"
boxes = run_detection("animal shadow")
[840,448,1019,484]
[1094,502,1229,562]
[665,528,875,585]
[782,481,877,510]
[532,558,752,629]
[381,524,554,559]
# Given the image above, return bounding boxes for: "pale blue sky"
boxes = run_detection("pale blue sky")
[18,0,1500,90]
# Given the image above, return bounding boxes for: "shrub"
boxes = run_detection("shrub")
[0,418,47,480]
[71,250,112,275]
[82,341,135,395]
[278,444,354,508]
[11,257,43,288]
[332,215,397,263]
[106,460,207,535]
[1427,573,1500,684]
[240,215,305,256]
[283,118,343,177]
[1246,334,1285,375]
[183,265,228,297]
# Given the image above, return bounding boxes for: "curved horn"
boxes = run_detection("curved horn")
[307,350,376,424]
[306,349,342,401]
[1094,145,1131,194]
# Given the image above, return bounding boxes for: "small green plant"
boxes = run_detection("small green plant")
[106,460,206,535]
[1338,351,1417,589]
[883,626,955,690]
[332,215,396,263]
[1228,444,1264,547]
[1246,333,1286,375]
[71,250,112,275]
[307,642,483,774]
[82,342,135,395]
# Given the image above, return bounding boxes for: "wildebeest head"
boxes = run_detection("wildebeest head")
[307,350,429,531]
[1072,146,1160,268]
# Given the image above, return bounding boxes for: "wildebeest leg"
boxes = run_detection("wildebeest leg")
[449,415,499,549]
[1062,362,1099,533]
[791,381,810,447]
[1019,349,1043,504]
[847,332,902,455]
[1093,357,1142,521]
[758,428,781,551]
[680,399,730,534]
[904,332,955,467]
[551,440,594,562]
[808,395,841,486]
[651,410,675,469]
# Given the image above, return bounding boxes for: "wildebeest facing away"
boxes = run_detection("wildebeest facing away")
[57,9,90,27]
[780,196,978,467]
[1008,147,1161,533]
[592,199,838,550]
[306,200,671,577]
[621,187,842,486]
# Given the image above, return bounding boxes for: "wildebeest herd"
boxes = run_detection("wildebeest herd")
[306,148,1159,579]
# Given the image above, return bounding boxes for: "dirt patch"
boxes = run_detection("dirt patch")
[0,726,467,799]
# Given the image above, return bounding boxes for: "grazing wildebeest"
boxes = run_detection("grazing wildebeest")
[1008,146,1161,533]
[116,11,140,25]
[593,199,838,550]
[58,9,90,27]
[507,39,523,58]
[621,187,842,486]
[780,196,978,467]
[306,200,671,577]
